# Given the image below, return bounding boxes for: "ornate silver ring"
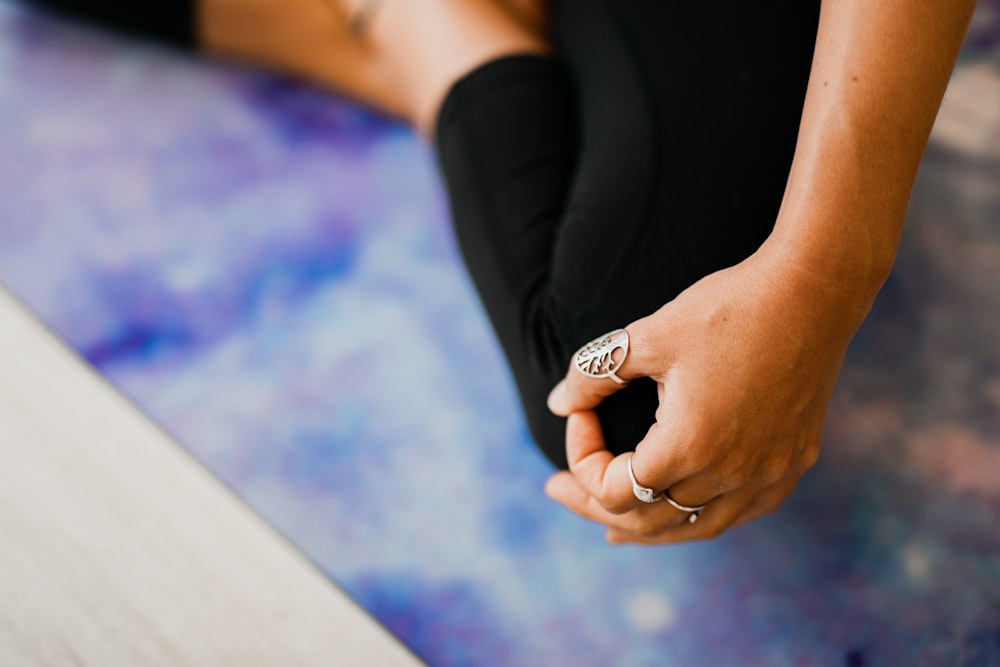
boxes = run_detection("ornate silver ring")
[574,329,629,385]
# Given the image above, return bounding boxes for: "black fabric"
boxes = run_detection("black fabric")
[22,0,821,469]
[436,0,820,468]
[24,0,195,48]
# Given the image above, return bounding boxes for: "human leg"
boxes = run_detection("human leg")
[23,0,411,116]
[337,0,549,132]
[436,0,821,468]
[25,0,553,127]
[435,50,665,470]
[28,0,580,461]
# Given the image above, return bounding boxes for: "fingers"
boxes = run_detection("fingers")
[548,381,793,545]
[558,411,633,513]
[545,357,627,417]
[547,317,669,416]
[604,485,753,545]
[547,411,712,528]
[544,471,626,525]
[548,410,802,544]
[603,476,802,545]
[560,411,693,514]
[545,470,696,535]
[551,444,805,545]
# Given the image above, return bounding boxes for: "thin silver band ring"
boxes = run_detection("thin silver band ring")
[661,490,706,515]
[628,454,706,524]
[663,489,706,524]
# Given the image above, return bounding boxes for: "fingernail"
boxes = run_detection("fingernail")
[546,380,567,414]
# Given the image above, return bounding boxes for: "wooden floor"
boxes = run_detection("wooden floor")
[0,288,424,667]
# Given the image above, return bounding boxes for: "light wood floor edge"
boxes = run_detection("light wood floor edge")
[0,286,425,667]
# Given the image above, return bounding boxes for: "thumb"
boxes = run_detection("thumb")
[547,321,659,416]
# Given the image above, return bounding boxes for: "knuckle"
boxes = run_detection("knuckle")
[596,486,631,514]
[603,499,632,515]
[708,461,752,492]
[684,450,716,476]
[759,460,790,486]
[727,464,756,488]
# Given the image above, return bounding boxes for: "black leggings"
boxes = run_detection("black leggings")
[437,1,819,467]
[24,0,195,47]
[26,0,820,469]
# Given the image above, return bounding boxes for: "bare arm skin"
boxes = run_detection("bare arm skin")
[770,0,977,332]
[545,0,977,544]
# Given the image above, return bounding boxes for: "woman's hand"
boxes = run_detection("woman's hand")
[544,246,862,544]
[542,0,976,544]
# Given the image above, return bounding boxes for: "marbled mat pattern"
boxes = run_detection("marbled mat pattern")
[1,3,998,665]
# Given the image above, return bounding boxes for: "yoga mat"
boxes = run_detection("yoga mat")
[2,3,998,665]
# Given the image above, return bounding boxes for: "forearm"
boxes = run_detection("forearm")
[764,0,976,326]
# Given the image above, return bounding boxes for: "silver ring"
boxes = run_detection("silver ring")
[663,489,706,524]
[574,329,629,385]
[627,454,662,503]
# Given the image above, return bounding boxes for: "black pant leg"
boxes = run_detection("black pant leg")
[436,55,583,468]
[436,53,665,469]
[22,0,195,48]
[437,1,820,469]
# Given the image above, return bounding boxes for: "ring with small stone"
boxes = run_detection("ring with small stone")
[627,454,662,504]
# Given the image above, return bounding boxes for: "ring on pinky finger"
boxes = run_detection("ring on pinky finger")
[661,488,706,524]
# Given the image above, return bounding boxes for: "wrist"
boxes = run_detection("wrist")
[754,225,895,338]
[769,212,897,293]
[760,123,905,327]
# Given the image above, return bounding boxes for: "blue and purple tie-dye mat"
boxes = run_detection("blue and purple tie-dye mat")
[2,3,999,665]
